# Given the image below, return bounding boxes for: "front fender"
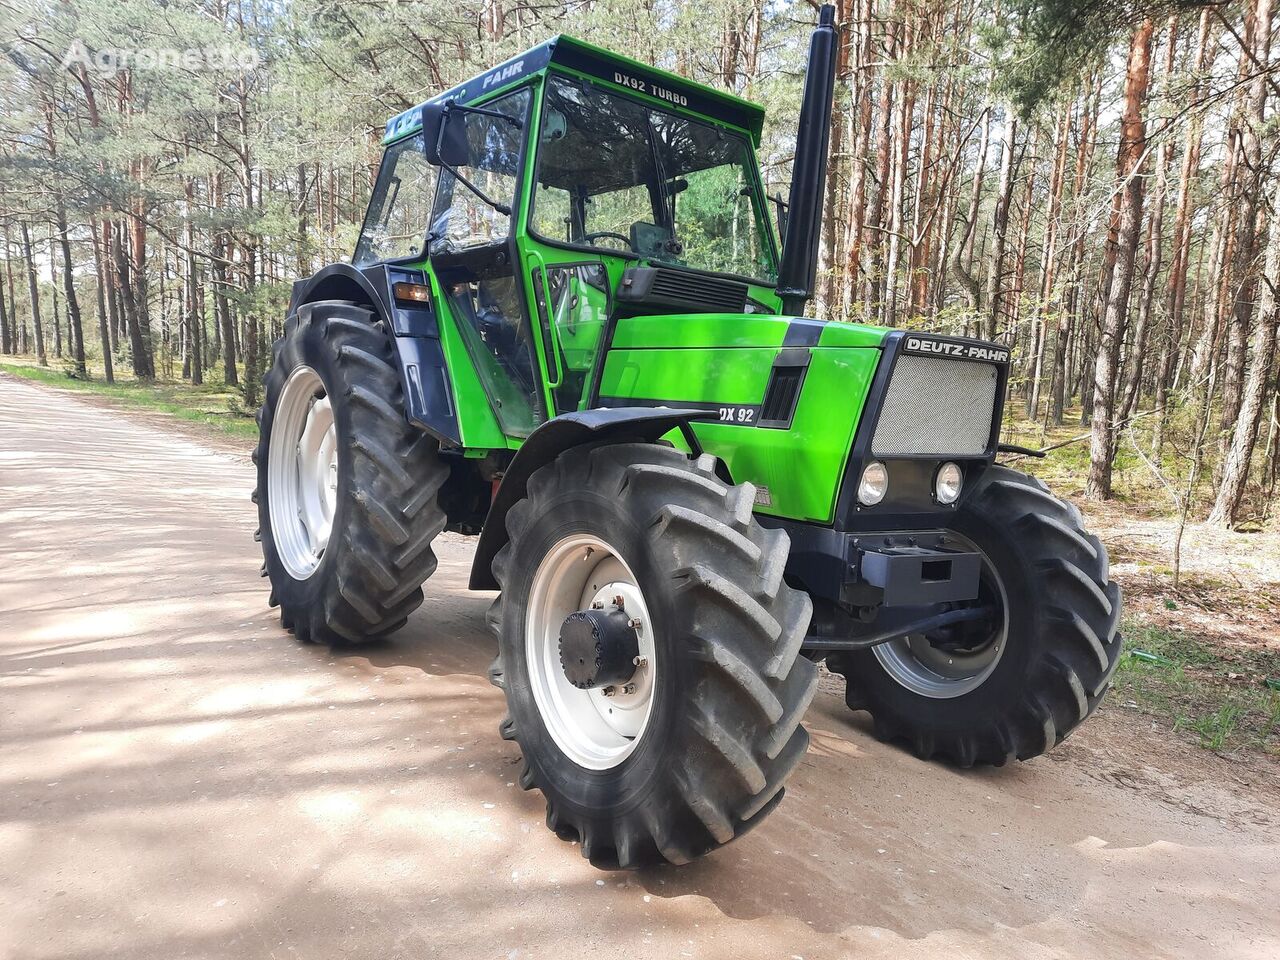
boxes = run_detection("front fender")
[468,407,715,590]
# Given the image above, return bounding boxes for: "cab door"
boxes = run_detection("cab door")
[427,87,545,438]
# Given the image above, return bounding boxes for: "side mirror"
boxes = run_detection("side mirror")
[421,101,471,167]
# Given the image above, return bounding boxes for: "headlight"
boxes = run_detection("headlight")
[857,461,889,506]
[935,462,963,505]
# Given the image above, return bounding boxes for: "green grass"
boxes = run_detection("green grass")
[0,359,259,441]
[1116,622,1280,756]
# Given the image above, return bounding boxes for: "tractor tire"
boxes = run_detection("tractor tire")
[487,443,817,867]
[828,465,1122,767]
[254,300,448,646]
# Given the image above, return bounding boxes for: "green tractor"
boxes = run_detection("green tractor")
[254,5,1121,866]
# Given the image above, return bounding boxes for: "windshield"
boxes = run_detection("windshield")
[353,133,438,267]
[531,75,777,283]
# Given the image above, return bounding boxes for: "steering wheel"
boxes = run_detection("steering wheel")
[581,231,633,249]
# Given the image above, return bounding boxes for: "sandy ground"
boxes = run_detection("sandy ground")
[2,372,1278,960]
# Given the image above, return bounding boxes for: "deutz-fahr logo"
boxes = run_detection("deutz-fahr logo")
[482,59,525,90]
[904,335,1010,364]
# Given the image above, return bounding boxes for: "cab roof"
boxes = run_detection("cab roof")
[381,34,767,146]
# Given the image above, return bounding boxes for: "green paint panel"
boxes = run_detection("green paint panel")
[610,314,793,350]
[599,342,882,522]
[601,346,774,404]
[696,347,878,521]
[425,272,509,451]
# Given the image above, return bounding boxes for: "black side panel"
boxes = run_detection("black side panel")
[469,407,715,590]
[289,261,461,446]
[374,264,461,446]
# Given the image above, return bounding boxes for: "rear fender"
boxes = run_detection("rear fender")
[468,407,715,590]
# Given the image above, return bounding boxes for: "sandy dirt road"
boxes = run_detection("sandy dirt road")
[2,373,1278,960]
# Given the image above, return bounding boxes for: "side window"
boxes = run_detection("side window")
[354,133,438,266]
[430,90,530,254]
[530,184,573,242]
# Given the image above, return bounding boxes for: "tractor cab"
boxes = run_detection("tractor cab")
[351,37,785,440]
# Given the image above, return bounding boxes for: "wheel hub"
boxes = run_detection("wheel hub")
[525,535,657,770]
[558,605,640,690]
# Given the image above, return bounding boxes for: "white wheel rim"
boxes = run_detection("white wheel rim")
[268,365,338,580]
[525,534,658,770]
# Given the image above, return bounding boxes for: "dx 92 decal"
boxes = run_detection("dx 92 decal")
[717,405,758,424]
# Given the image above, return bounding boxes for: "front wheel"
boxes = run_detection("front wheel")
[254,300,448,645]
[828,466,1122,766]
[487,444,818,867]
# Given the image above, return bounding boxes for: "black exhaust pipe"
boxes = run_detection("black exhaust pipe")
[776,3,839,316]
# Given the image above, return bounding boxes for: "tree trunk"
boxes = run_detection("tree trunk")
[1153,15,1213,454]
[1121,131,1172,421]
[1087,18,1154,500]
[985,111,1017,340]
[55,206,87,379]
[20,222,47,366]
[1051,78,1101,424]
[1218,0,1273,443]
[816,0,852,315]
[1207,197,1278,526]
[1028,106,1070,417]
[866,17,896,316]
[114,228,154,380]
[89,219,114,384]
[843,0,875,318]
[48,227,63,360]
[0,250,10,355]
[883,72,914,328]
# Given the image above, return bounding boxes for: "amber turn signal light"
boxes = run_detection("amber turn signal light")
[392,282,432,304]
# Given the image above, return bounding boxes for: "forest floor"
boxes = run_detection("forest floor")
[3,356,1278,769]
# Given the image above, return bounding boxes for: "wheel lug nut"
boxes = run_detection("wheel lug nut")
[591,600,604,610]
[601,685,616,697]
[613,594,625,608]
[632,655,648,668]
[622,683,636,695]
[628,617,642,629]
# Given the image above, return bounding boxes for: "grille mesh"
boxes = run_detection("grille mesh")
[871,354,999,457]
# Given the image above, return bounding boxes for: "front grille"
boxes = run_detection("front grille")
[871,354,999,457]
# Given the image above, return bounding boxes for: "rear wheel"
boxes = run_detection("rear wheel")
[488,444,818,866]
[254,300,448,645]
[828,466,1122,766]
